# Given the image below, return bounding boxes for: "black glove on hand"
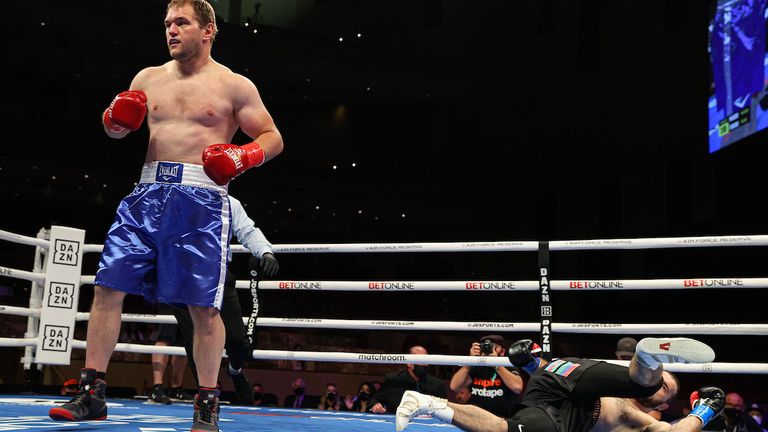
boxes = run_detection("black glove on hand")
[689,387,725,427]
[508,339,543,374]
[249,253,279,278]
[260,252,279,277]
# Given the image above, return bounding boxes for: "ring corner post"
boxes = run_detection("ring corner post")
[538,241,553,361]
[34,225,85,366]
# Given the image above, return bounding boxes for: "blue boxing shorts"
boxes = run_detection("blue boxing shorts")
[94,161,231,309]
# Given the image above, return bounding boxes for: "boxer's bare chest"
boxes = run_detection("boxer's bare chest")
[147,74,234,127]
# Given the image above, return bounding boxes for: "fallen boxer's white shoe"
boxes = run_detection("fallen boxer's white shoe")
[395,390,453,431]
[635,337,715,370]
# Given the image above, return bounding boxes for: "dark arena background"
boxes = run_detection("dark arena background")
[0,0,767,430]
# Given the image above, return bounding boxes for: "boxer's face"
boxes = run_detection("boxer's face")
[165,5,212,60]
[636,371,678,408]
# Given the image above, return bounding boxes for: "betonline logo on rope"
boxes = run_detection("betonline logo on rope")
[278,282,322,289]
[466,282,516,290]
[569,281,624,289]
[368,282,414,290]
[683,279,743,287]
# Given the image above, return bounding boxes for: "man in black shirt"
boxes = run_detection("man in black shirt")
[450,335,523,418]
[368,345,447,414]
[396,337,725,432]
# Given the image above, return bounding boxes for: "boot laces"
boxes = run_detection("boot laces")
[67,386,91,406]
[198,398,217,424]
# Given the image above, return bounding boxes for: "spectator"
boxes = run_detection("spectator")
[726,393,763,432]
[318,383,341,410]
[747,403,767,432]
[252,383,265,406]
[368,345,447,414]
[449,335,523,418]
[342,382,374,412]
[284,377,314,408]
[615,337,638,360]
[705,391,762,432]
[252,383,277,407]
[60,379,79,397]
[371,380,382,393]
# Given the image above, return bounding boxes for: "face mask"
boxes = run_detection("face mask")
[751,415,762,425]
[724,408,741,418]
[327,392,337,400]
[413,365,428,378]
[253,392,263,401]
[294,387,305,396]
[358,391,369,401]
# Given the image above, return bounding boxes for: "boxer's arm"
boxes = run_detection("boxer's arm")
[230,196,273,258]
[450,343,478,392]
[449,367,472,392]
[642,417,702,432]
[497,366,523,394]
[231,74,284,162]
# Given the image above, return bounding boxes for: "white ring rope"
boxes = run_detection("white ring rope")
[232,278,768,291]
[549,235,768,250]
[58,341,768,374]
[0,337,38,348]
[71,277,768,291]
[2,227,768,375]
[230,235,768,254]
[0,229,49,249]
[65,312,768,335]
[3,230,768,254]
[0,266,46,284]
[254,319,768,335]
[0,305,40,318]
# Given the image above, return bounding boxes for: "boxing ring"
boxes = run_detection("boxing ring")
[0,226,767,431]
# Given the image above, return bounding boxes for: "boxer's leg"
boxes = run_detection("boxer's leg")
[396,390,510,432]
[86,285,126,372]
[48,287,122,422]
[188,305,225,389]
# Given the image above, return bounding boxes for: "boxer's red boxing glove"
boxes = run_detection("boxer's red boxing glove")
[202,142,266,185]
[103,90,147,132]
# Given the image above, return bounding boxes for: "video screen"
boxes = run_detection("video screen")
[708,0,768,153]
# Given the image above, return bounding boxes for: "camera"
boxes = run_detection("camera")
[480,339,494,355]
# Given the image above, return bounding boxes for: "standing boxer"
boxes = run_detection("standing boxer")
[48,1,283,431]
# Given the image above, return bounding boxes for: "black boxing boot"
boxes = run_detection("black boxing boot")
[508,339,543,374]
[49,368,108,421]
[192,387,220,431]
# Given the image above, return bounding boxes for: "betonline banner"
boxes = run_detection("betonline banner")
[35,226,85,365]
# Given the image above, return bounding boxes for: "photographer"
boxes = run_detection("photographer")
[449,335,523,417]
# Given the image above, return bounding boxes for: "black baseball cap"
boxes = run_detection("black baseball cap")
[479,335,505,346]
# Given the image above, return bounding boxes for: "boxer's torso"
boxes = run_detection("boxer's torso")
[138,60,240,164]
[591,397,665,432]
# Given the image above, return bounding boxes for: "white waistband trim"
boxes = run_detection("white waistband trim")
[139,161,227,192]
